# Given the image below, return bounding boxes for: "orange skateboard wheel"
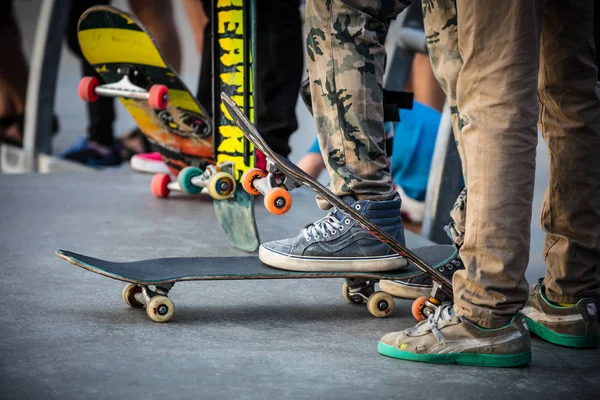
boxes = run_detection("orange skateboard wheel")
[78,77,99,102]
[151,173,171,198]
[411,296,430,322]
[148,84,169,110]
[264,187,292,215]
[242,168,267,196]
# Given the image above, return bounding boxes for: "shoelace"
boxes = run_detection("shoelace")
[418,303,455,343]
[303,211,345,241]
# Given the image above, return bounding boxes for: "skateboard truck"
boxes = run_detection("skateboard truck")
[242,158,300,215]
[122,283,175,323]
[343,278,395,318]
[78,69,169,110]
[151,161,236,200]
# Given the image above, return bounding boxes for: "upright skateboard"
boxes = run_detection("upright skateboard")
[56,245,459,323]
[174,0,259,251]
[77,6,214,179]
[222,93,455,320]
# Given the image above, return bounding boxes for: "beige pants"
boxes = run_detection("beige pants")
[424,0,600,327]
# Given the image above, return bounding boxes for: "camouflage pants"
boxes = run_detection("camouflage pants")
[305,0,409,208]
[424,0,600,327]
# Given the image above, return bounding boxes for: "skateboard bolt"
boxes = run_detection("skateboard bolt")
[157,305,169,315]
[378,301,389,311]
[275,198,286,208]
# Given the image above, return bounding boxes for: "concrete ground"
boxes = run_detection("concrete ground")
[1,1,599,399]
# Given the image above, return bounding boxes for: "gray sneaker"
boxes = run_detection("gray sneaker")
[521,279,599,348]
[259,195,407,272]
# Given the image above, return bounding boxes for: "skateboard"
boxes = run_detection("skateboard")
[55,245,459,323]
[76,6,230,198]
[222,93,454,320]
[209,0,259,252]
[166,0,260,251]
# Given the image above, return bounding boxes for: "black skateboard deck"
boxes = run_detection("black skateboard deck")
[56,245,458,323]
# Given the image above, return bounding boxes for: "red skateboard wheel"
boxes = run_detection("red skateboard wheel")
[148,84,169,110]
[151,173,171,198]
[78,77,99,102]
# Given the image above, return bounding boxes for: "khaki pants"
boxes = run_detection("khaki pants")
[424,0,600,327]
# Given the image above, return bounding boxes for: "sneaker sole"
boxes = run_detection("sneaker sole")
[379,280,431,299]
[525,317,599,348]
[378,342,531,367]
[130,156,171,174]
[259,246,408,272]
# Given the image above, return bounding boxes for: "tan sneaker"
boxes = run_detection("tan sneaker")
[378,305,531,367]
[521,280,598,348]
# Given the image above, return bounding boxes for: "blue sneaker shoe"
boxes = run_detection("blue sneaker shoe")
[61,137,122,167]
[259,195,407,272]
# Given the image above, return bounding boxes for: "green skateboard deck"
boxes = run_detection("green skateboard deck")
[212,0,259,252]
[56,245,458,323]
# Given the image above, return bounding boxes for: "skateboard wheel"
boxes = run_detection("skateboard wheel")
[264,188,292,215]
[177,166,204,195]
[342,282,364,304]
[411,296,430,322]
[146,295,174,323]
[207,171,236,200]
[241,168,267,196]
[148,84,169,110]
[78,76,99,102]
[122,283,144,308]
[367,292,394,318]
[151,173,171,198]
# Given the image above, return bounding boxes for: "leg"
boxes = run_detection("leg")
[66,0,116,148]
[129,0,182,72]
[538,0,600,303]
[306,0,407,207]
[0,0,29,144]
[409,53,445,113]
[378,0,539,367]
[450,0,542,328]
[254,0,303,158]
[182,0,208,55]
[258,0,410,273]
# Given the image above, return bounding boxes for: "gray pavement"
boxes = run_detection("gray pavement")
[1,173,599,400]
[2,1,599,399]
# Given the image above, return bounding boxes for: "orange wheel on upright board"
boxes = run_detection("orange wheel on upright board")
[264,187,292,215]
[241,168,267,196]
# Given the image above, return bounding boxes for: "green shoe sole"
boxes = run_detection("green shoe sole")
[378,342,531,368]
[525,318,599,348]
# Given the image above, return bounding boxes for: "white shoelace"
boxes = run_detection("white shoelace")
[418,304,455,343]
[303,212,345,241]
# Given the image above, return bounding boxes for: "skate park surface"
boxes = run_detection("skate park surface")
[1,2,599,399]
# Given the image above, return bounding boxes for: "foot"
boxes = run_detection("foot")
[60,137,122,167]
[521,279,599,348]
[130,152,170,174]
[259,195,407,272]
[379,255,463,299]
[378,305,532,367]
[119,128,152,160]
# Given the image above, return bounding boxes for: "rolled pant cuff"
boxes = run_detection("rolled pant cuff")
[453,304,514,330]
